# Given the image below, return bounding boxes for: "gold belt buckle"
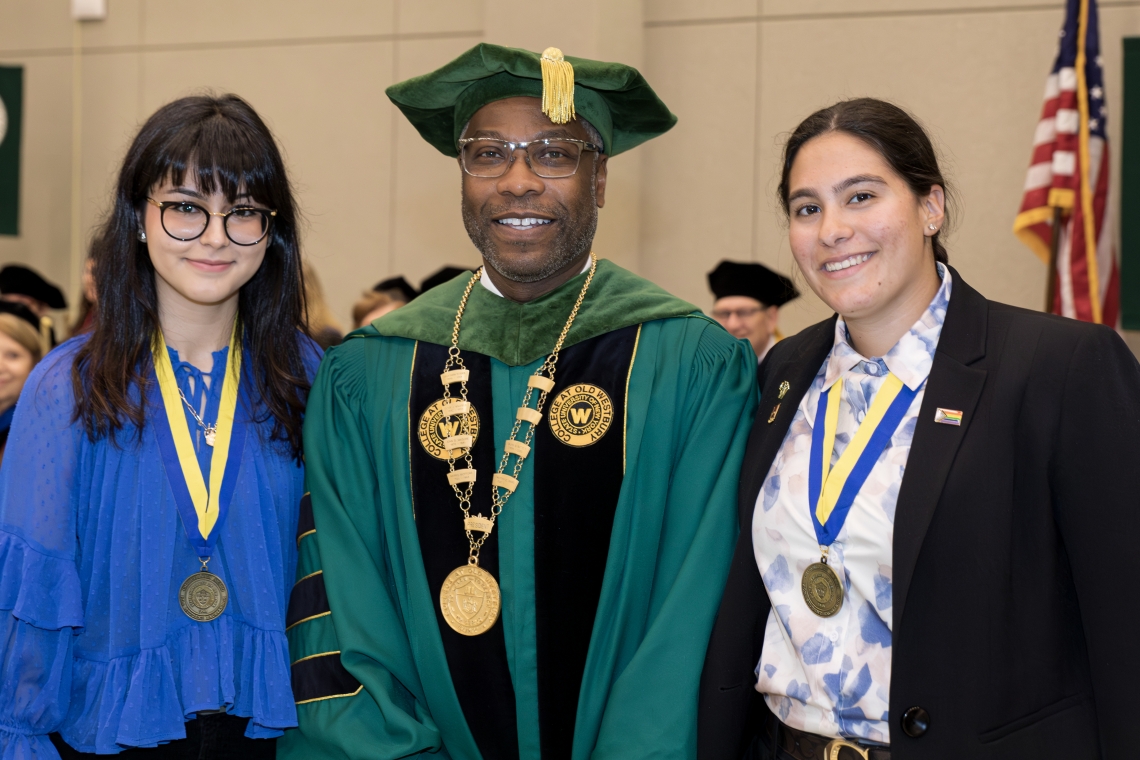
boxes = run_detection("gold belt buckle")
[824,738,871,760]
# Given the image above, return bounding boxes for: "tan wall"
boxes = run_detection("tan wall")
[1,0,1138,337]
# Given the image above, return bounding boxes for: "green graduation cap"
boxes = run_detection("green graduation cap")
[386,43,677,157]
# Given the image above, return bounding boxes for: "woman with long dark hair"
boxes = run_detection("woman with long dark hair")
[700,98,1140,759]
[0,94,319,758]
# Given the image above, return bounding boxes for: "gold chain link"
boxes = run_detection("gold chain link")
[441,253,598,565]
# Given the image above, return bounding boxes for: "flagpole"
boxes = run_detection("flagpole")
[1046,206,1062,313]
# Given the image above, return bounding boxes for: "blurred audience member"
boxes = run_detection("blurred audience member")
[0,311,43,464]
[352,290,403,328]
[708,260,799,365]
[303,262,344,350]
[373,275,418,304]
[419,266,468,294]
[0,264,67,347]
[69,257,98,338]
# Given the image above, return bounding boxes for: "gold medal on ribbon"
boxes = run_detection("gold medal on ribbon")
[801,561,843,618]
[153,324,243,622]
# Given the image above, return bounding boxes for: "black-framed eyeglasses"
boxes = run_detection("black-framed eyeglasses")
[146,197,277,246]
[457,137,601,179]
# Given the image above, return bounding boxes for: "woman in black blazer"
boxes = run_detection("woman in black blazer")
[699,98,1140,760]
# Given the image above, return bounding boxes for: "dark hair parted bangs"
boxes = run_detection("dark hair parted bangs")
[73,93,312,459]
[778,98,955,265]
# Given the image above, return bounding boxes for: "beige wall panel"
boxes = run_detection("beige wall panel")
[389,37,486,295]
[78,52,141,282]
[142,0,394,46]
[0,1,71,52]
[82,0,143,49]
[397,0,484,35]
[0,55,73,293]
[753,8,1089,338]
[141,41,394,329]
[644,0,758,25]
[641,22,758,307]
[764,0,1063,16]
[1097,7,1140,263]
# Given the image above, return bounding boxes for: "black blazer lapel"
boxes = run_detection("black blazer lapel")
[738,317,837,529]
[892,270,988,635]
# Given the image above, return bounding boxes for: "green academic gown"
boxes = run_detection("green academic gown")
[280,260,757,760]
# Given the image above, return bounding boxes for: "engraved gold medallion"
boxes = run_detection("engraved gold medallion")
[418,399,481,461]
[801,561,843,617]
[178,571,229,622]
[440,564,502,636]
[548,383,613,447]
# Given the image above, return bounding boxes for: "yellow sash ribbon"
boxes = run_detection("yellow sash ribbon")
[814,373,906,526]
[152,324,242,539]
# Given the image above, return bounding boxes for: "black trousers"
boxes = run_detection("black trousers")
[50,714,276,759]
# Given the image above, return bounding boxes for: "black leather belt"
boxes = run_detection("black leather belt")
[763,716,891,760]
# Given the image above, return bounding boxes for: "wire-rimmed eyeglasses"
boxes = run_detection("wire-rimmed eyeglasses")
[457,137,601,179]
[146,197,277,246]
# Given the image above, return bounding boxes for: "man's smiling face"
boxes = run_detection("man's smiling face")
[459,97,608,284]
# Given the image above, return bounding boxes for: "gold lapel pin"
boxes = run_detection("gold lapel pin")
[768,381,789,423]
[768,405,780,423]
[778,381,790,399]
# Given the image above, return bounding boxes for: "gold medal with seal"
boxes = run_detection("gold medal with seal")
[548,383,613,447]
[179,570,229,622]
[418,398,481,460]
[801,561,843,617]
[439,564,501,636]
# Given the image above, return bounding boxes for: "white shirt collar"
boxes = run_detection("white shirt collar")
[479,256,593,298]
[822,263,953,392]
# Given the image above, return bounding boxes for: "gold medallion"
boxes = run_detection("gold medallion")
[179,571,229,622]
[801,562,843,617]
[548,383,613,447]
[439,564,501,636]
[418,399,481,461]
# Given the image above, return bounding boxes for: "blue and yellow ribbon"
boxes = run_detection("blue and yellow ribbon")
[807,373,921,547]
[150,324,247,555]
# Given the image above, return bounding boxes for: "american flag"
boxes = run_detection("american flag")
[1013,0,1117,325]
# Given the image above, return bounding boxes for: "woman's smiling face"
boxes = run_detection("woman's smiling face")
[786,131,943,323]
[142,172,272,311]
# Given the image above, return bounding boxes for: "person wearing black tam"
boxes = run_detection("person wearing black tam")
[0,264,68,348]
[372,275,419,303]
[708,260,799,364]
[283,43,756,760]
[419,265,469,294]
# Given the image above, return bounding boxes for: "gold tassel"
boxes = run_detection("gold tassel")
[540,47,575,124]
[38,316,52,356]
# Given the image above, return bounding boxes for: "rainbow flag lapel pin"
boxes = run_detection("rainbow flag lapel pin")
[934,408,963,426]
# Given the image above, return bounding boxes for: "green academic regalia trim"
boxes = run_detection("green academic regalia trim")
[282,266,757,760]
[366,259,698,367]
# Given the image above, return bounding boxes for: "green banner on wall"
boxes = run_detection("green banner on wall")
[0,66,21,237]
[1123,39,1140,328]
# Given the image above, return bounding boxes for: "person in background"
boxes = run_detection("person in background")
[708,260,799,365]
[0,309,43,464]
[700,97,1140,759]
[0,93,320,758]
[420,265,468,294]
[68,257,98,338]
[372,275,418,305]
[0,264,67,347]
[351,289,404,328]
[302,262,344,351]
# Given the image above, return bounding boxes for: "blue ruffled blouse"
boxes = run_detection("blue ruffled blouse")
[0,334,321,756]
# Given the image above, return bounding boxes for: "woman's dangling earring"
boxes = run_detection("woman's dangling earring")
[137,230,147,242]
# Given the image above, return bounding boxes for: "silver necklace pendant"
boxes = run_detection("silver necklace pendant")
[204,425,217,447]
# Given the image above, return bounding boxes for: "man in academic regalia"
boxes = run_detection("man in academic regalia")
[708,260,798,366]
[280,44,756,760]
[0,264,66,347]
